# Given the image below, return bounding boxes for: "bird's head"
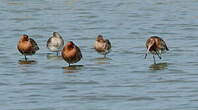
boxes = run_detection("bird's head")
[20,34,29,41]
[66,41,75,49]
[96,35,104,42]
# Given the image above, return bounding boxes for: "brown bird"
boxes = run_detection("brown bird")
[17,34,39,61]
[62,41,82,66]
[145,36,169,64]
[94,35,111,57]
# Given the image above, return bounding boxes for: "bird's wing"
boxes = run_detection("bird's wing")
[30,38,39,50]
[160,39,169,51]
[76,46,82,58]
[105,39,111,50]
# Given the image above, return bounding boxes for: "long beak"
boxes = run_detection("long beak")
[144,46,151,59]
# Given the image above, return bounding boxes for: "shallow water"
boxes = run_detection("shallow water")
[1,0,198,110]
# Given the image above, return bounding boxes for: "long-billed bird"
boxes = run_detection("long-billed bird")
[145,36,169,64]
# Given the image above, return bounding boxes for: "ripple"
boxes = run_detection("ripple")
[128,97,155,101]
[83,65,106,71]
[28,26,57,31]
[0,82,9,86]
[20,82,51,86]
[62,81,99,85]
[63,95,132,101]
[151,79,192,83]
[7,2,24,6]
[9,17,38,22]
[105,84,145,88]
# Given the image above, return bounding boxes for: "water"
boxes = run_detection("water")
[1,0,198,110]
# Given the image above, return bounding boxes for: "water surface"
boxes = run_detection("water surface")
[1,0,198,110]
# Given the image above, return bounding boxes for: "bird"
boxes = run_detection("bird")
[17,34,39,61]
[47,32,64,56]
[144,36,169,64]
[94,35,111,57]
[62,41,82,66]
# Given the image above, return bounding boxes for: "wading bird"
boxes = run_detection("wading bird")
[17,34,39,61]
[94,35,111,57]
[47,32,64,56]
[62,41,82,66]
[145,36,169,64]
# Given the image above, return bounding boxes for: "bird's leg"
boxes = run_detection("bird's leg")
[24,55,27,61]
[155,51,162,59]
[144,53,147,59]
[56,52,59,56]
[153,55,156,64]
[153,49,161,59]
[68,63,71,67]
[104,54,106,58]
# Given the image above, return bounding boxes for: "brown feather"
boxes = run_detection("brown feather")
[62,41,82,65]
[17,34,39,56]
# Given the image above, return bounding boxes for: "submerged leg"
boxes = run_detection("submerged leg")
[144,53,147,59]
[153,55,156,64]
[104,54,106,58]
[24,55,27,61]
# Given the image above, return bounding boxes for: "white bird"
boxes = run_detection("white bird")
[47,32,64,56]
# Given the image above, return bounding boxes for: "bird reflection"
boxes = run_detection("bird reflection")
[46,53,62,60]
[149,62,168,70]
[93,57,111,64]
[63,65,83,73]
[18,60,37,64]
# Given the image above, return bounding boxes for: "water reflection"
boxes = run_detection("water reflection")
[46,53,62,60]
[149,62,168,70]
[63,65,83,73]
[18,60,37,64]
[93,57,111,64]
